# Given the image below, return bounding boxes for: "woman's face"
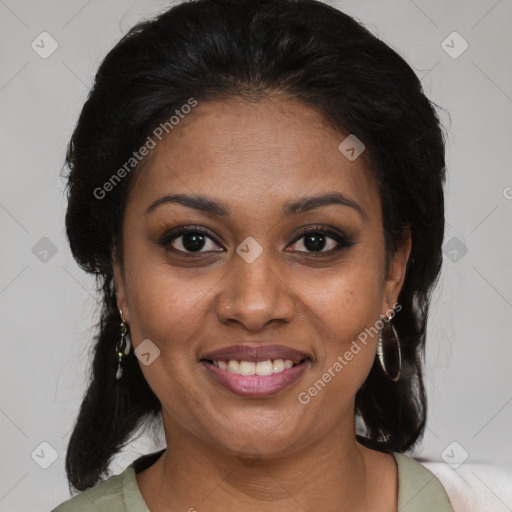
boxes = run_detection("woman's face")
[113,96,410,459]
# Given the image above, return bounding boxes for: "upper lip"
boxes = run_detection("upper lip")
[200,344,311,363]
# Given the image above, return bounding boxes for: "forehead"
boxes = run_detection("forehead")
[128,97,379,220]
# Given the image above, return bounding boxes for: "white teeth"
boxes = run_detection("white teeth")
[212,358,299,375]
[284,359,294,369]
[227,360,240,374]
[273,359,284,373]
[256,360,274,376]
[239,361,256,375]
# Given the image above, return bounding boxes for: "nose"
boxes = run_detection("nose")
[216,250,296,332]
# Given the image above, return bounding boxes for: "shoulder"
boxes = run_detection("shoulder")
[393,452,454,512]
[50,465,146,512]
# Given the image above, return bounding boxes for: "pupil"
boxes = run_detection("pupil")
[304,233,325,252]
[183,233,206,251]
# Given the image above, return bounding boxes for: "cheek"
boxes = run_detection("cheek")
[301,259,384,390]
[123,235,208,333]
[127,270,210,346]
[121,252,203,379]
[309,263,383,342]
[122,258,212,424]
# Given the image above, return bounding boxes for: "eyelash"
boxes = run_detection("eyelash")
[158,224,355,257]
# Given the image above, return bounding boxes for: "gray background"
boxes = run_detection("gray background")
[0,0,511,510]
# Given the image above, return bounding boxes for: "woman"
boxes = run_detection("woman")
[52,0,453,510]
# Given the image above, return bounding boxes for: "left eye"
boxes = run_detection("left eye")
[287,228,351,254]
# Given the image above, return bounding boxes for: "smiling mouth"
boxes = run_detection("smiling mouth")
[201,358,306,376]
[200,357,311,398]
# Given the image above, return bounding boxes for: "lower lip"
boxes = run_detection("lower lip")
[201,359,311,398]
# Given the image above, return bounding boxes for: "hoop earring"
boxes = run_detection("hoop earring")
[115,309,132,380]
[377,314,401,382]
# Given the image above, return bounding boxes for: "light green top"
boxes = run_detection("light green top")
[51,451,454,511]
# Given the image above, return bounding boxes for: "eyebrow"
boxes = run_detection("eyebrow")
[144,192,364,219]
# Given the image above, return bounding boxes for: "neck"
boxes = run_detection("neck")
[143,413,384,512]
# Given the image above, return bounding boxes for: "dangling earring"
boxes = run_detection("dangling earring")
[377,314,401,382]
[115,309,132,380]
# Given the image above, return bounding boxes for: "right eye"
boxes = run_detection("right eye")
[158,226,224,254]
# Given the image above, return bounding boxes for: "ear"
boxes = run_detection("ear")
[112,248,129,322]
[381,228,412,317]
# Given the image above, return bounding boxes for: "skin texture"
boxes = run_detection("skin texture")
[113,96,411,511]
